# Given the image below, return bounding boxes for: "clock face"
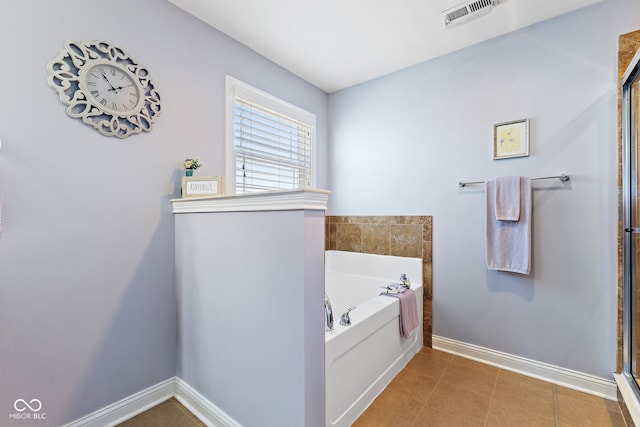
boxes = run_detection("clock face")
[83,64,141,115]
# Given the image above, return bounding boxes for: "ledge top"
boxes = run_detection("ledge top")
[171,188,330,214]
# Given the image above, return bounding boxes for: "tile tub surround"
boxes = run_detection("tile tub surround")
[325,216,433,347]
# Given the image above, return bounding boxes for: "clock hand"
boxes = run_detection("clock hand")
[101,72,119,93]
[109,83,134,92]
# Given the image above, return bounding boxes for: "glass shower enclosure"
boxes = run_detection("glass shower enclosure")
[622,45,640,418]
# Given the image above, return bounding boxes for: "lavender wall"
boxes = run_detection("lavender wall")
[327,0,638,380]
[0,1,328,425]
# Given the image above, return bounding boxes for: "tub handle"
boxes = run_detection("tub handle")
[340,306,357,326]
[325,293,334,331]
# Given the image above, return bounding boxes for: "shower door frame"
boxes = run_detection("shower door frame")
[622,45,640,411]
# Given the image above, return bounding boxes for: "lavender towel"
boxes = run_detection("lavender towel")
[381,289,419,338]
[486,177,532,275]
[495,176,521,221]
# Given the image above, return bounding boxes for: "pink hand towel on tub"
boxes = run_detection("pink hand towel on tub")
[381,288,419,338]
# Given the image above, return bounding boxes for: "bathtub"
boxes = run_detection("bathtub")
[325,250,423,427]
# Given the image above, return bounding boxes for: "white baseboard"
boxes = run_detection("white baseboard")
[63,377,241,427]
[63,377,175,427]
[432,335,617,401]
[174,377,241,427]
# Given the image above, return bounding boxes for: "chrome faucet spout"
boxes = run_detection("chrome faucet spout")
[340,306,357,326]
[324,293,334,331]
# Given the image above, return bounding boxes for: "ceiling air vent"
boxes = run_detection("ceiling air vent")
[443,0,498,28]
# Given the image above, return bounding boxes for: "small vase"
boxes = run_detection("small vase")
[185,169,194,177]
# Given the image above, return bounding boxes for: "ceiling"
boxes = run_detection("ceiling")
[168,0,603,93]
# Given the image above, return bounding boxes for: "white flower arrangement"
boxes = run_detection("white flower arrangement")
[183,157,204,170]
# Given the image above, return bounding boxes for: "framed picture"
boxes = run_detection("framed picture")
[493,119,529,160]
[181,176,224,198]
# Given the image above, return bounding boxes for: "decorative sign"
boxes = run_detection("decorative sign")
[181,176,224,198]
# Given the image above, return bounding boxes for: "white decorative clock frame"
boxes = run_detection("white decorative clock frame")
[47,40,161,138]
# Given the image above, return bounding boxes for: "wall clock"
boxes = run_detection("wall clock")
[47,40,161,138]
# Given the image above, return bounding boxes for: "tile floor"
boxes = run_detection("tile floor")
[116,398,204,427]
[354,347,626,427]
[119,347,627,427]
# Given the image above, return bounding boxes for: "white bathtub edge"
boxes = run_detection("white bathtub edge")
[325,250,424,427]
[432,335,617,401]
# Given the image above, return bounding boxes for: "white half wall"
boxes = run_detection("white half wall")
[174,194,327,427]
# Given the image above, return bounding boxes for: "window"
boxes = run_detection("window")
[226,76,316,193]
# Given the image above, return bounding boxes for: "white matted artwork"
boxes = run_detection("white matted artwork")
[493,119,529,160]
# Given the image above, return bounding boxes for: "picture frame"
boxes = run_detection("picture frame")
[181,176,224,198]
[493,118,529,160]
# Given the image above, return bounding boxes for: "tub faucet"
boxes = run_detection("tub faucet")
[325,293,334,331]
[340,306,357,326]
[399,273,410,288]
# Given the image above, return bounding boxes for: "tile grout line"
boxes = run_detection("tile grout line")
[410,353,452,427]
[410,374,439,427]
[553,383,560,427]
[483,369,502,427]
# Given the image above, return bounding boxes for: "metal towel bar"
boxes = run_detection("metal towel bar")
[458,174,570,188]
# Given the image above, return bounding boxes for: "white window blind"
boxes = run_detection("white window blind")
[226,77,315,194]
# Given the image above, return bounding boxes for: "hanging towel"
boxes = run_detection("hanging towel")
[494,176,521,221]
[486,177,532,275]
[380,288,419,338]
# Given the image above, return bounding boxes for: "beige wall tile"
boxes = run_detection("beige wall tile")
[389,224,422,258]
[361,224,390,255]
[336,223,362,252]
